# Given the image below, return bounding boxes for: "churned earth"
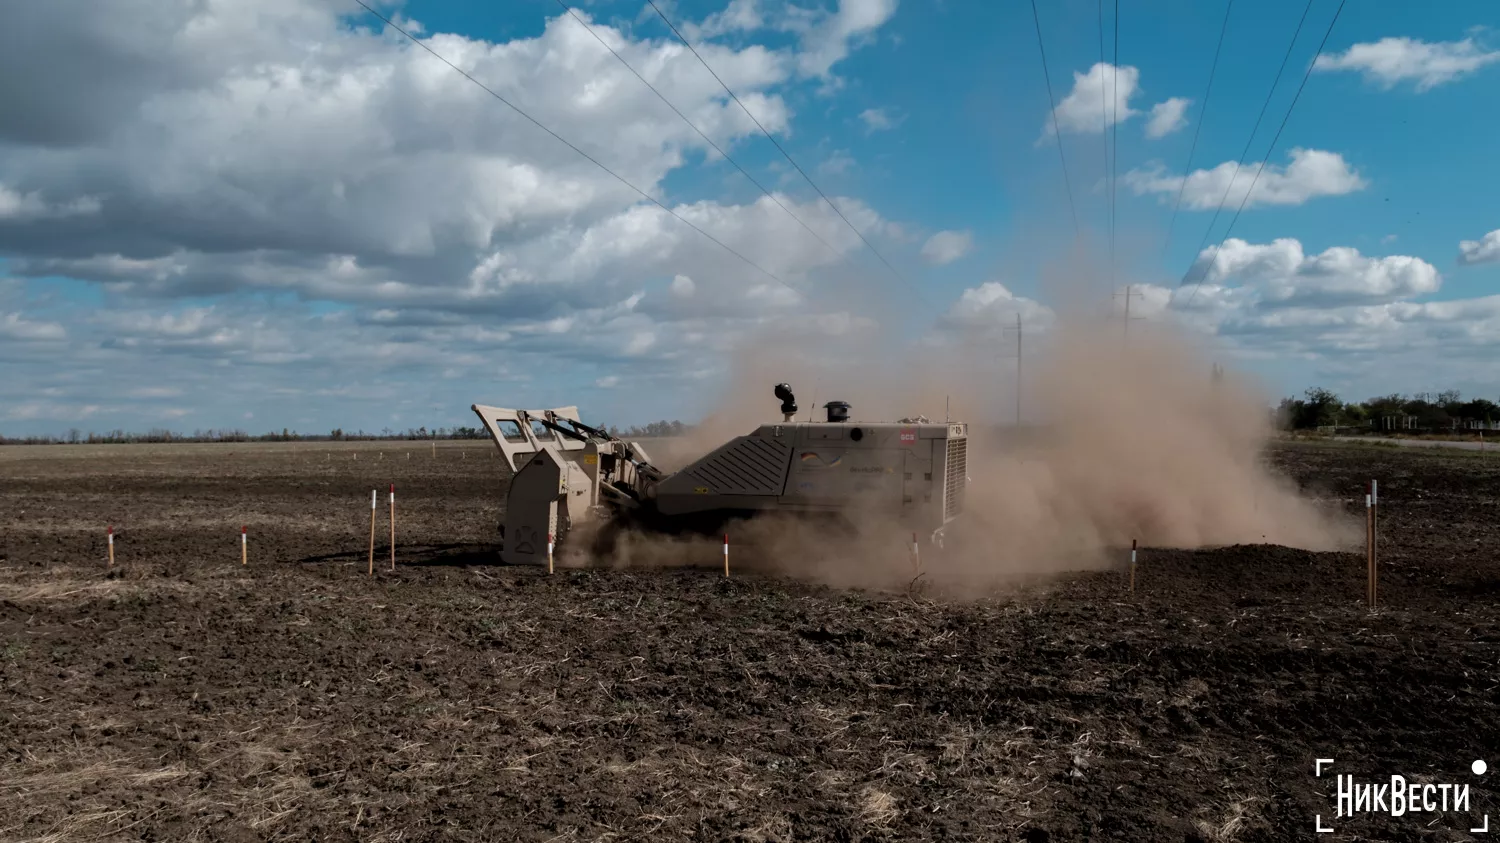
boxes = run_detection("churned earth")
[1,439,1496,842]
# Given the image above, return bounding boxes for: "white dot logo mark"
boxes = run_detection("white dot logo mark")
[1474,760,1488,776]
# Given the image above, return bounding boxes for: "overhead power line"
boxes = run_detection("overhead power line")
[1110,0,1119,286]
[349,0,799,296]
[1104,0,1116,259]
[644,0,910,288]
[1029,0,1081,236]
[1160,0,1235,260]
[1181,0,1347,309]
[551,0,842,260]
[1180,0,1316,280]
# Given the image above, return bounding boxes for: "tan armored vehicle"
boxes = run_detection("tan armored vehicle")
[472,383,968,565]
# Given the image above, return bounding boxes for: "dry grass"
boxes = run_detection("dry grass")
[0,724,327,842]
[857,786,900,827]
[1193,797,1263,842]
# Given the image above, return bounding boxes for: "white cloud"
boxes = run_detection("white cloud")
[859,107,899,132]
[944,282,1054,332]
[670,274,696,296]
[1314,36,1500,91]
[2,401,107,422]
[1458,229,1500,266]
[0,185,100,222]
[1184,238,1441,307]
[1124,148,1366,210]
[595,375,620,388]
[0,0,899,362]
[919,230,973,266]
[1144,97,1190,139]
[1043,63,1140,139]
[690,0,765,38]
[0,312,67,342]
[794,0,901,81]
[684,0,897,86]
[818,149,856,176]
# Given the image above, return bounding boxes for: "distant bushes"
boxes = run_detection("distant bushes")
[605,420,688,439]
[1278,388,1499,432]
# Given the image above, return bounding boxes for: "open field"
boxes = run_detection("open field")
[2,439,1497,841]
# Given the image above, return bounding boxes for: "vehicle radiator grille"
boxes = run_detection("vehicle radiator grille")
[944,436,967,520]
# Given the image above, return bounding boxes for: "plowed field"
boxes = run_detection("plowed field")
[2,440,1496,842]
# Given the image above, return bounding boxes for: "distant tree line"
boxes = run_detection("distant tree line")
[0,425,491,446]
[1278,388,1500,431]
[0,421,691,445]
[606,420,688,439]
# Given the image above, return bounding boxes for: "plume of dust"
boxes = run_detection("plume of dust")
[588,302,1359,595]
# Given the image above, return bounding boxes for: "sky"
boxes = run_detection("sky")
[1,0,1498,436]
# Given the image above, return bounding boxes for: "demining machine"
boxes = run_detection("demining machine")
[472,383,969,564]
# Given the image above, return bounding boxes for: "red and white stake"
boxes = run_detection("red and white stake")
[389,484,396,572]
[241,525,248,566]
[547,532,554,575]
[107,526,114,569]
[1373,480,1379,606]
[722,533,730,578]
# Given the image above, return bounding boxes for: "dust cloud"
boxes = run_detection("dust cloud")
[578,271,1358,595]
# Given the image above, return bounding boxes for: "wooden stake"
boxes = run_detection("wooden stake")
[1129,539,1137,593]
[107,526,114,570]
[722,533,730,578]
[547,532,555,575]
[241,525,247,566]
[368,489,376,576]
[389,484,396,572]
[910,531,919,575]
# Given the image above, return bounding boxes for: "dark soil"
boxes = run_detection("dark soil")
[1,439,1497,842]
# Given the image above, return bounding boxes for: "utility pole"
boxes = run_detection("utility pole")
[1113,284,1145,345]
[999,313,1023,427]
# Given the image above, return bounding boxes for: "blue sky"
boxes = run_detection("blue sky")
[1,0,1498,436]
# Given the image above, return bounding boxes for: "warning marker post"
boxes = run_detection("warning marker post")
[1372,480,1379,605]
[107,526,115,570]
[368,489,377,577]
[241,525,248,566]
[547,533,555,575]
[389,484,396,572]
[1129,539,1137,593]
[722,533,730,578]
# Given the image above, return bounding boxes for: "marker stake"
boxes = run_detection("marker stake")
[1129,538,1137,593]
[368,489,377,576]
[723,533,730,578]
[389,484,396,572]
[547,533,555,575]
[1365,490,1374,607]
[241,525,248,566]
[107,526,114,569]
